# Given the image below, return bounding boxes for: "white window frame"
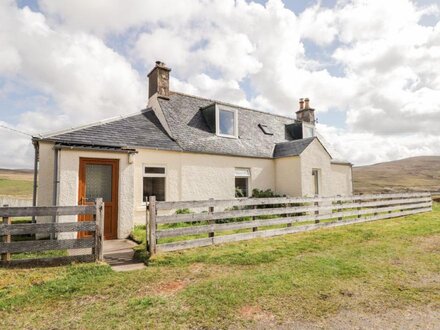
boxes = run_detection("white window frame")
[235,167,251,198]
[142,164,166,204]
[302,122,315,138]
[216,104,238,138]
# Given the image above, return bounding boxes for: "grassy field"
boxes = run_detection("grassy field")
[1,205,439,329]
[0,168,33,197]
[354,156,440,194]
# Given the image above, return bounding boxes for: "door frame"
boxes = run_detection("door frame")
[78,157,119,240]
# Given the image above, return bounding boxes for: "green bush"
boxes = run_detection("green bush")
[175,208,192,214]
[251,188,282,198]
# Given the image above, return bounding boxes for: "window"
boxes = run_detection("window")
[143,166,166,202]
[312,169,320,195]
[235,168,250,197]
[303,123,315,138]
[216,105,238,138]
[258,123,273,135]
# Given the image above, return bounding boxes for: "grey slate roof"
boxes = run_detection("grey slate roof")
[44,109,182,151]
[42,92,328,159]
[273,137,316,158]
[157,92,298,158]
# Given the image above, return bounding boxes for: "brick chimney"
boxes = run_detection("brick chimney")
[296,97,315,124]
[148,61,171,99]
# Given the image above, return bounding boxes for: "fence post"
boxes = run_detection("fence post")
[208,198,215,238]
[337,199,342,221]
[148,196,157,255]
[146,199,149,253]
[94,198,104,262]
[1,204,11,262]
[314,201,320,224]
[253,204,259,231]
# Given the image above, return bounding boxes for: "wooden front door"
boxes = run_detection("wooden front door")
[78,158,119,240]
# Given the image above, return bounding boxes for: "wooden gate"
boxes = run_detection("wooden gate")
[0,198,104,266]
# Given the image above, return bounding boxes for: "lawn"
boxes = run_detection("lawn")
[0,204,439,329]
[0,177,33,197]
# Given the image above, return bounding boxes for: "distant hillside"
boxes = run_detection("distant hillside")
[0,168,33,197]
[353,156,440,194]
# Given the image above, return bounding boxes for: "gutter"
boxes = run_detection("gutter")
[54,144,138,154]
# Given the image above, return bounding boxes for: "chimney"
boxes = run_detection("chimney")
[148,61,171,99]
[296,97,315,124]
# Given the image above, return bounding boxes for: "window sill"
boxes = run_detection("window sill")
[216,133,238,139]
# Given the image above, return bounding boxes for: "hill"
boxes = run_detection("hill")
[0,168,33,197]
[353,156,440,194]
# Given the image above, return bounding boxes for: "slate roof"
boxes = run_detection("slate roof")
[42,109,182,151]
[41,91,333,159]
[157,92,298,158]
[273,137,316,158]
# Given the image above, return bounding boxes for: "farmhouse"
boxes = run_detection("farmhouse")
[33,61,352,239]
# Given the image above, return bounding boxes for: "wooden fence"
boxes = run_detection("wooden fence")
[0,198,104,266]
[147,192,432,254]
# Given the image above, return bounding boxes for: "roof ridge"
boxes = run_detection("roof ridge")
[39,108,151,139]
[169,91,296,121]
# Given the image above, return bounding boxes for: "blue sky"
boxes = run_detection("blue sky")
[1,0,440,168]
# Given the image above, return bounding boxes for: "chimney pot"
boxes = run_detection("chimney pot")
[304,98,310,109]
[299,98,304,110]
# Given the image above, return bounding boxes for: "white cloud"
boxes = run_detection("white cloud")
[0,0,439,168]
[0,1,146,167]
[39,0,204,35]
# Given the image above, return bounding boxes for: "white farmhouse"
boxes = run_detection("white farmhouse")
[34,61,352,239]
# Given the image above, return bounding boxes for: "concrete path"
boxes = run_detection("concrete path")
[103,239,146,272]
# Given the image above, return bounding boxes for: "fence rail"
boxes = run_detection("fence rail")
[147,193,432,254]
[0,199,104,266]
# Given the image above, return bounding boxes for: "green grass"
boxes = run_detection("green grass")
[1,204,439,329]
[0,178,33,197]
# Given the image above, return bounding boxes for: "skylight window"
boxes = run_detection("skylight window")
[216,105,238,138]
[258,124,273,135]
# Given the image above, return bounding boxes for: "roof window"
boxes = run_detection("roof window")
[258,123,273,135]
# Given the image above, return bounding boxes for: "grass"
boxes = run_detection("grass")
[0,178,33,197]
[1,204,439,329]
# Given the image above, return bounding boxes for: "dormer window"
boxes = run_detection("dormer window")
[216,105,238,138]
[201,103,239,138]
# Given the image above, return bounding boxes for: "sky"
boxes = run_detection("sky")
[0,0,439,169]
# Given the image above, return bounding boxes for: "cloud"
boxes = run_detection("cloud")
[0,1,146,167]
[38,0,204,35]
[0,0,439,168]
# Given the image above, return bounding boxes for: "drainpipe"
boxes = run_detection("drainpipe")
[350,164,354,195]
[31,139,39,223]
[52,147,60,228]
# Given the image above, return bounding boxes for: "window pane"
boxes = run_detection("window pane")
[85,164,112,202]
[235,177,248,197]
[145,167,165,174]
[304,126,314,138]
[219,110,235,136]
[312,169,319,195]
[143,177,165,202]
